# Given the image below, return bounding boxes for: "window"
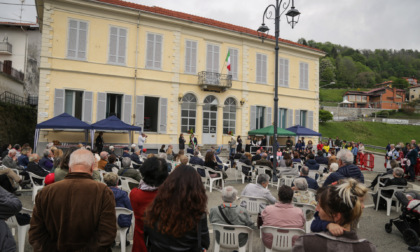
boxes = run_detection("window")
[106,94,123,119]
[256,53,267,83]
[185,40,197,74]
[279,108,287,128]
[67,19,88,60]
[181,94,197,133]
[203,96,218,134]
[65,90,83,119]
[108,26,127,65]
[144,97,160,132]
[229,48,239,80]
[223,98,236,134]
[300,110,307,127]
[256,106,265,129]
[206,44,219,73]
[279,58,289,87]
[299,62,309,89]
[146,33,162,69]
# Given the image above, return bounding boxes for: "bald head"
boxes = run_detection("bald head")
[69,149,95,174]
[100,151,108,160]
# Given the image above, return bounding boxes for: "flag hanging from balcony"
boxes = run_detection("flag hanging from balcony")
[225,51,231,71]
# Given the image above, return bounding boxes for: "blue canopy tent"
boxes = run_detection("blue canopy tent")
[90,116,142,149]
[286,125,322,136]
[34,113,92,152]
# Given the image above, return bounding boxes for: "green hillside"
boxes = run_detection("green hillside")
[319,121,420,147]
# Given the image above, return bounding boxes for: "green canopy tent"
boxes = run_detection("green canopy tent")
[248,125,296,136]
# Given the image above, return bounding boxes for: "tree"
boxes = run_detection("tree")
[297,38,308,46]
[320,58,336,83]
[355,72,376,87]
[337,56,357,86]
[390,77,409,89]
[319,109,333,123]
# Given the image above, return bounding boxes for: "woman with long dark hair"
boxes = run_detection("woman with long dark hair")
[236,135,242,153]
[179,133,186,150]
[144,165,210,251]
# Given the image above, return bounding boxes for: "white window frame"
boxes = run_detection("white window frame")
[223,98,236,135]
[206,43,220,73]
[300,110,307,127]
[146,32,163,70]
[256,53,267,84]
[108,26,127,65]
[185,39,197,74]
[64,90,83,119]
[67,18,89,60]
[256,106,265,129]
[279,108,287,129]
[299,62,309,90]
[181,93,197,133]
[279,58,289,87]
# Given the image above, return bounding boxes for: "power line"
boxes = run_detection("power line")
[0,2,38,6]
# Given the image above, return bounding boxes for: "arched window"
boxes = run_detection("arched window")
[181,94,196,133]
[223,98,236,134]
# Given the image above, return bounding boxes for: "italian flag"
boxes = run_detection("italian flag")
[225,51,231,71]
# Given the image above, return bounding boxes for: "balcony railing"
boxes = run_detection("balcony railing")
[198,71,232,92]
[0,42,12,55]
[0,92,38,106]
[0,61,24,82]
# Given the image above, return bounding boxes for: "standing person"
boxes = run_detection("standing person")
[261,136,267,149]
[228,136,236,157]
[0,186,22,252]
[236,135,243,153]
[144,165,210,252]
[179,133,186,151]
[245,136,252,152]
[130,157,168,252]
[138,132,147,154]
[334,137,341,152]
[190,133,198,150]
[306,140,313,152]
[407,143,418,182]
[95,132,104,153]
[293,179,375,252]
[28,149,116,251]
[351,142,358,165]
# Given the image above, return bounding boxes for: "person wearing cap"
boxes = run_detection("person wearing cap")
[122,147,130,158]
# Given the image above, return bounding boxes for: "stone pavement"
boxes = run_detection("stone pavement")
[13,153,419,251]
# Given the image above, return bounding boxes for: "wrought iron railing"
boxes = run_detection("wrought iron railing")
[0,91,26,106]
[198,71,232,92]
[0,42,12,54]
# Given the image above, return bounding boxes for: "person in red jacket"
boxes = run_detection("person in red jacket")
[317,141,324,151]
[130,157,168,252]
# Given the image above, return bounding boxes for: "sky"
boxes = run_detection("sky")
[1,0,419,51]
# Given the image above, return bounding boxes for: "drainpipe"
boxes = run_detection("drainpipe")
[132,11,140,144]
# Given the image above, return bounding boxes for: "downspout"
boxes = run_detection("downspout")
[132,11,140,144]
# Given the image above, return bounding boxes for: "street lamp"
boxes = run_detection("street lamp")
[257,0,300,169]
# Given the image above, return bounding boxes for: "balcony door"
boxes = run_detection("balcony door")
[206,44,220,85]
[202,95,218,144]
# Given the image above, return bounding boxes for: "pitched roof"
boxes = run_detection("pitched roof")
[94,0,324,54]
[0,22,37,27]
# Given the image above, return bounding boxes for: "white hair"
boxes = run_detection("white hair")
[330,162,339,172]
[294,177,308,191]
[69,149,95,169]
[109,146,114,150]
[8,149,16,156]
[222,186,238,203]
[337,149,354,164]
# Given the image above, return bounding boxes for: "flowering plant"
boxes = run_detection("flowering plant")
[228,131,233,136]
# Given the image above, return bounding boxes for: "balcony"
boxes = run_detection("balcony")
[0,42,12,55]
[198,71,232,92]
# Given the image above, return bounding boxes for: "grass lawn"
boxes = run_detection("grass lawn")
[320,88,369,102]
[319,121,420,147]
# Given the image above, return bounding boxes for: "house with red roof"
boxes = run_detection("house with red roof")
[343,87,405,109]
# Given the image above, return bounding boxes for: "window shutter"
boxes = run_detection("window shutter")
[185,40,191,73]
[265,107,272,127]
[191,41,197,73]
[262,54,267,83]
[82,91,93,123]
[108,27,118,63]
[146,34,154,68]
[213,45,219,73]
[135,96,145,129]
[256,54,261,82]
[67,20,77,58]
[295,109,301,126]
[77,21,87,60]
[97,92,106,121]
[122,95,132,124]
[250,105,256,130]
[304,63,309,89]
[54,89,65,116]
[159,98,168,133]
[279,58,289,87]
[206,44,213,72]
[299,63,304,89]
[308,111,314,130]
[231,48,238,80]
[154,34,162,69]
[287,109,293,127]
[118,28,126,64]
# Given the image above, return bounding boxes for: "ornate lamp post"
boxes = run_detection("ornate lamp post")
[257,0,300,168]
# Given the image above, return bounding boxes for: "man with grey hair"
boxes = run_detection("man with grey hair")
[323,149,364,186]
[296,166,319,190]
[130,147,142,169]
[98,151,109,170]
[241,174,276,209]
[292,177,317,207]
[117,157,141,189]
[29,149,116,251]
[373,167,407,209]
[39,149,54,171]
[210,186,254,247]
[293,177,308,191]
[27,154,49,185]
[2,149,19,169]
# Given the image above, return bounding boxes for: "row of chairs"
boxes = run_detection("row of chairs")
[190,164,225,192]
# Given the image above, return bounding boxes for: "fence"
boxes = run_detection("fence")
[0,91,38,106]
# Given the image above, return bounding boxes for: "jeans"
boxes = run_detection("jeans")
[230,148,235,157]
[408,165,416,180]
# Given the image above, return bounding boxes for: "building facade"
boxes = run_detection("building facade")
[409,85,420,101]
[343,87,405,109]
[35,0,324,150]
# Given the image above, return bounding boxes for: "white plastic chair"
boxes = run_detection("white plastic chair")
[255,165,273,184]
[238,196,269,216]
[292,162,302,171]
[115,160,121,169]
[319,164,328,174]
[204,166,224,192]
[240,164,254,184]
[27,172,45,203]
[98,170,106,183]
[375,185,408,216]
[112,167,119,175]
[195,166,208,185]
[119,176,139,195]
[293,203,316,233]
[308,170,319,181]
[260,226,305,252]
[212,223,253,252]
[115,207,133,252]
[6,208,32,252]
[277,174,296,189]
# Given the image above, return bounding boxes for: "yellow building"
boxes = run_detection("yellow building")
[35,0,325,151]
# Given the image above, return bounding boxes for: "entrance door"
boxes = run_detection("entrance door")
[202,95,217,144]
